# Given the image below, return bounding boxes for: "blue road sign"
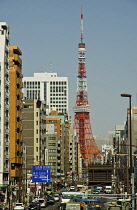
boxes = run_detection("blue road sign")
[32,165,51,183]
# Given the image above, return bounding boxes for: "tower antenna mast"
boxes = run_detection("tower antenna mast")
[73,7,101,167]
[80,5,84,43]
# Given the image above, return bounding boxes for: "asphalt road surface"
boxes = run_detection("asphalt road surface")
[41,201,60,209]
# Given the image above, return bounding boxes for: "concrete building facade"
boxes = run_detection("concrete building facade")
[22,99,46,172]
[22,72,68,115]
[69,128,78,182]
[46,109,70,177]
[0,22,10,187]
[45,131,58,176]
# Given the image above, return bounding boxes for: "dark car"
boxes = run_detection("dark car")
[47,197,55,205]
[59,203,66,210]
[93,189,100,194]
[28,202,40,209]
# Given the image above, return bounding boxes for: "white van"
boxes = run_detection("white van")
[104,186,112,194]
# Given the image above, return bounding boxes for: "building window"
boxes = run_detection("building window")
[49,156,56,160]
[48,143,56,146]
[48,137,56,140]
[49,162,56,166]
[48,120,57,123]
[49,149,56,153]
[24,105,33,108]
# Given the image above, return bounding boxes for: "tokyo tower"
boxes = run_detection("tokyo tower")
[73,10,100,167]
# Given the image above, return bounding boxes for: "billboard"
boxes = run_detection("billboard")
[32,165,51,183]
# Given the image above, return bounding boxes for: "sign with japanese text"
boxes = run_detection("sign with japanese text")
[32,165,51,183]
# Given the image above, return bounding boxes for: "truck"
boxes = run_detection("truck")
[104,186,112,194]
[66,202,86,210]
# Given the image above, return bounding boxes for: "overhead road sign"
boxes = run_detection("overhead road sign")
[32,165,51,183]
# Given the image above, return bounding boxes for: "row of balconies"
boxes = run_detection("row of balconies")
[16,92,23,100]
[16,84,23,94]
[10,54,22,66]
[11,168,23,178]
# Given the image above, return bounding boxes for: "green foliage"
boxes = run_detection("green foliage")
[44,188,54,198]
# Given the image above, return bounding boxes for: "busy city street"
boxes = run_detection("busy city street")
[2,184,131,209]
[1,1,137,210]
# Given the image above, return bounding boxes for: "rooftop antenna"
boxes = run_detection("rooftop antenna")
[40,66,43,72]
[80,5,84,43]
[50,61,52,72]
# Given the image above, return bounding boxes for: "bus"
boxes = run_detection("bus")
[61,191,84,203]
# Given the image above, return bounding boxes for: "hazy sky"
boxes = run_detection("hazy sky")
[1,0,137,138]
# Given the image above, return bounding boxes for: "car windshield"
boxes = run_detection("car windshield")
[60,203,66,207]
[39,200,44,203]
[30,203,37,206]
[54,194,59,197]
[47,187,52,191]
[16,203,23,206]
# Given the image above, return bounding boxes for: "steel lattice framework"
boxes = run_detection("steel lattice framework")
[74,11,100,166]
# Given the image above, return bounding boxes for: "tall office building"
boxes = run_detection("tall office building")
[46,109,70,175]
[22,99,46,170]
[9,46,23,200]
[0,23,10,188]
[22,99,46,195]
[23,72,68,115]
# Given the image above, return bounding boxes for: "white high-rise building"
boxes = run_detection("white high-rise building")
[0,22,10,186]
[23,72,69,114]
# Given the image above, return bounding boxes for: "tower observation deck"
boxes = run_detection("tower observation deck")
[73,10,101,167]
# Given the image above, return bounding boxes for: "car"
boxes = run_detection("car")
[37,198,46,208]
[70,186,75,191]
[54,194,60,202]
[28,202,40,210]
[13,203,25,209]
[32,196,40,203]
[96,186,103,192]
[93,189,100,194]
[47,197,55,205]
[57,183,66,189]
[59,202,66,210]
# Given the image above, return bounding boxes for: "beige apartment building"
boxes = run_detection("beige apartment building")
[22,99,46,172]
[46,109,70,178]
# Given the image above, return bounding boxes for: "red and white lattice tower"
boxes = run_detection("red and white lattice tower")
[73,10,100,167]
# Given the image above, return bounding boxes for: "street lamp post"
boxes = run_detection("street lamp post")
[121,94,132,176]
[121,93,135,209]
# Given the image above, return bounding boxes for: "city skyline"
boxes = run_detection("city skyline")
[1,0,137,138]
